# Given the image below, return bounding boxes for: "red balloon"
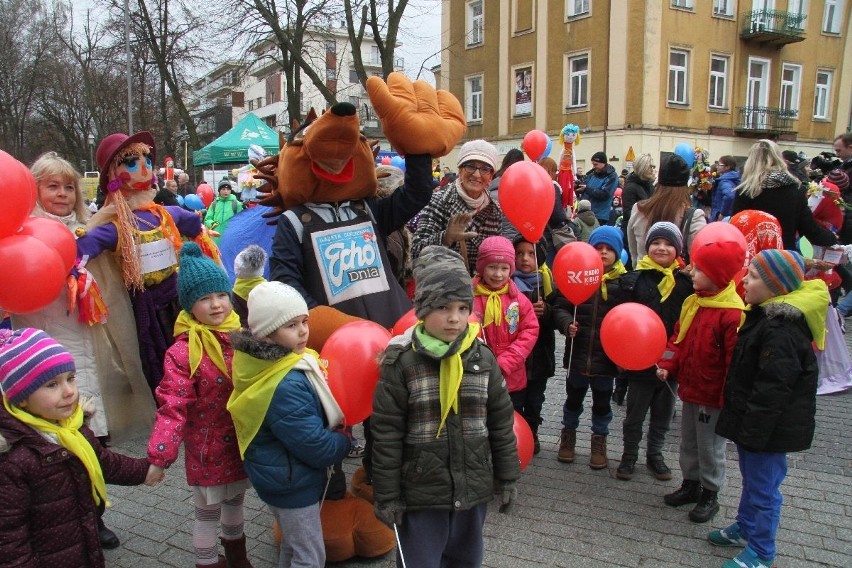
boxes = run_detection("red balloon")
[320,320,392,425]
[600,303,668,370]
[553,242,604,304]
[513,411,534,471]
[196,184,215,208]
[0,150,37,238]
[391,308,418,336]
[521,130,549,162]
[0,235,66,314]
[500,161,554,242]
[18,217,77,273]
[690,221,748,259]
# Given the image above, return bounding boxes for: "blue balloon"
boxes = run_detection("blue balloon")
[390,155,406,172]
[620,249,628,265]
[674,143,695,168]
[184,194,204,211]
[176,194,184,206]
[541,137,553,161]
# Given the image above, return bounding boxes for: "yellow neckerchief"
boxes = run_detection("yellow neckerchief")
[635,256,680,302]
[3,397,107,506]
[674,281,745,344]
[413,322,481,437]
[600,260,627,300]
[233,276,266,301]
[227,348,317,457]
[173,310,241,378]
[539,263,554,297]
[756,279,829,349]
[475,282,509,326]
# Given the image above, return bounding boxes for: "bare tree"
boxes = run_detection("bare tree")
[343,0,408,86]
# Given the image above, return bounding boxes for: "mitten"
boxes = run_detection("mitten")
[498,481,517,514]
[374,500,405,527]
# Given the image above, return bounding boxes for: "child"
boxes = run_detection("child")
[552,226,627,469]
[656,234,746,523]
[0,328,160,567]
[709,250,828,568]
[512,236,557,454]
[146,243,252,568]
[371,245,520,568]
[574,199,600,242]
[616,222,694,481]
[472,235,539,414]
[228,281,351,568]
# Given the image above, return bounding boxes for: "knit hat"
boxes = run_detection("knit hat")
[247,281,308,338]
[476,235,517,276]
[658,154,690,186]
[692,240,746,289]
[781,150,803,165]
[234,244,267,279]
[413,246,473,319]
[177,242,232,313]
[457,139,498,171]
[645,221,683,258]
[588,226,624,257]
[750,249,805,296]
[218,178,233,190]
[826,169,850,191]
[0,328,76,405]
[591,151,608,164]
[577,199,592,212]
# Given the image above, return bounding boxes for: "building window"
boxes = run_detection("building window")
[708,55,728,109]
[567,54,589,108]
[256,97,263,108]
[788,0,808,29]
[247,100,254,111]
[264,116,276,128]
[514,66,533,115]
[668,49,689,105]
[326,68,336,81]
[712,0,734,17]
[467,1,484,46]
[466,75,483,122]
[349,69,359,83]
[814,70,832,119]
[671,0,694,8]
[370,46,381,65]
[325,40,336,54]
[780,63,802,118]
[567,0,590,17]
[823,0,843,33]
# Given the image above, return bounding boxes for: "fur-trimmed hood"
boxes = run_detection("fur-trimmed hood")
[230,329,293,361]
[762,300,802,320]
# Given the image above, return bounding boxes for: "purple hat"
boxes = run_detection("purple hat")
[0,328,76,405]
[95,131,156,192]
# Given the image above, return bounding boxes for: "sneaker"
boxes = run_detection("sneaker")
[616,455,636,480]
[557,429,576,463]
[347,442,365,458]
[646,454,672,480]
[721,546,774,568]
[708,522,748,547]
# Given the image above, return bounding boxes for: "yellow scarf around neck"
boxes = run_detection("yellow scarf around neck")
[674,281,745,344]
[475,282,509,326]
[600,260,627,300]
[4,398,107,506]
[233,276,266,301]
[173,310,241,378]
[636,256,680,302]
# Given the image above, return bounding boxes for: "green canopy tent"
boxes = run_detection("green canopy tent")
[192,112,279,166]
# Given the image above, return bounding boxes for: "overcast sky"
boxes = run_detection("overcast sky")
[396,0,442,83]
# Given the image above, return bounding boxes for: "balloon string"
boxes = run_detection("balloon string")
[565,305,577,373]
[394,523,407,568]
[655,363,678,398]
[534,246,540,303]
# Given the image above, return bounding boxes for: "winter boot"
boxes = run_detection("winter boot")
[689,489,720,523]
[664,479,702,507]
[589,434,608,470]
[557,428,576,463]
[221,535,254,568]
[97,517,120,550]
[646,454,672,480]
[616,455,636,480]
[530,422,541,455]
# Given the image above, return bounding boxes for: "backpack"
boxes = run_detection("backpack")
[211,199,239,216]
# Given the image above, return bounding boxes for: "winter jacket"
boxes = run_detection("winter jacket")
[732,173,836,250]
[0,407,148,568]
[204,194,243,230]
[472,277,540,392]
[621,173,653,231]
[229,331,350,509]
[657,304,742,408]
[372,330,520,512]
[517,281,557,382]
[583,164,619,223]
[147,331,247,486]
[715,302,818,453]
[574,209,600,241]
[710,170,740,222]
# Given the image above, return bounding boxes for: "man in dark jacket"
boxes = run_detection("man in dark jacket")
[584,151,619,225]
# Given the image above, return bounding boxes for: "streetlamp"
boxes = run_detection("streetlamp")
[88,133,95,172]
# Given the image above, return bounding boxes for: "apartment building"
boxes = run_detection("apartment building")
[441,0,852,167]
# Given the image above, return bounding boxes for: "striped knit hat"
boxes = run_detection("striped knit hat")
[645,221,684,258]
[750,249,805,296]
[0,328,76,405]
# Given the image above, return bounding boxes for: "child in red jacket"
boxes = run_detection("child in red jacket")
[656,231,746,524]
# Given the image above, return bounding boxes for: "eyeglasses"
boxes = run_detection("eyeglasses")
[461,163,495,176]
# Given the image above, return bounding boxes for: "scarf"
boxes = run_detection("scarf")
[233,276,266,301]
[456,182,488,212]
[475,281,509,326]
[758,279,829,349]
[512,264,554,297]
[674,281,745,344]
[227,348,343,457]
[413,322,481,437]
[3,397,107,506]
[600,260,627,300]
[635,256,680,302]
[173,310,241,378]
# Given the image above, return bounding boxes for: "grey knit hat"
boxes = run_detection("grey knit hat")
[645,221,684,258]
[413,246,474,319]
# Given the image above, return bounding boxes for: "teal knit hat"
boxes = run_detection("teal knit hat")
[177,243,231,312]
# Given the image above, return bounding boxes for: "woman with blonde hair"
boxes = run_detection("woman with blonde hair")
[621,154,656,267]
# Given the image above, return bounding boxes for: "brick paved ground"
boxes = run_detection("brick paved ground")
[104,337,852,567]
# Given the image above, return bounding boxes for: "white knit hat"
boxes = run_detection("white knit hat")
[457,139,498,170]
[247,281,308,338]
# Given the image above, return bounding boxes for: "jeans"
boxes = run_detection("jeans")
[735,446,787,561]
[561,371,614,435]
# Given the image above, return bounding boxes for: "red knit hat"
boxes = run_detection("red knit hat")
[691,239,746,289]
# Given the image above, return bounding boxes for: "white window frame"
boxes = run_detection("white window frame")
[466,74,484,123]
[708,54,729,109]
[567,0,591,17]
[566,53,589,109]
[779,63,802,118]
[814,69,832,119]
[467,1,484,46]
[823,0,843,33]
[668,49,689,105]
[712,0,735,17]
[788,0,808,29]
[672,0,694,8]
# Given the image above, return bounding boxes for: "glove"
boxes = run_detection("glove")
[374,500,405,527]
[443,212,477,246]
[497,481,517,514]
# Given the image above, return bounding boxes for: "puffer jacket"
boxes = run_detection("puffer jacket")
[574,209,600,241]
[472,277,539,392]
[0,407,148,568]
[584,163,619,222]
[372,330,520,512]
[147,331,247,486]
[230,331,350,509]
[710,170,740,221]
[715,302,818,453]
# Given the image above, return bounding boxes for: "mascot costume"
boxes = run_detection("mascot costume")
[557,123,580,210]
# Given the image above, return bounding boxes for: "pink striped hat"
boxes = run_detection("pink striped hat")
[0,328,75,405]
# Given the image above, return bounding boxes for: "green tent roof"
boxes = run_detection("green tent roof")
[192,112,280,166]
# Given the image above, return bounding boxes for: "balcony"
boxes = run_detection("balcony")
[740,10,806,45]
[734,106,797,136]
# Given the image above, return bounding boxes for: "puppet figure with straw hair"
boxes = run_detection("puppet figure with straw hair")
[558,123,581,210]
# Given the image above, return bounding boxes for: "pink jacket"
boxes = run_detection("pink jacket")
[147,331,248,486]
[472,277,540,392]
